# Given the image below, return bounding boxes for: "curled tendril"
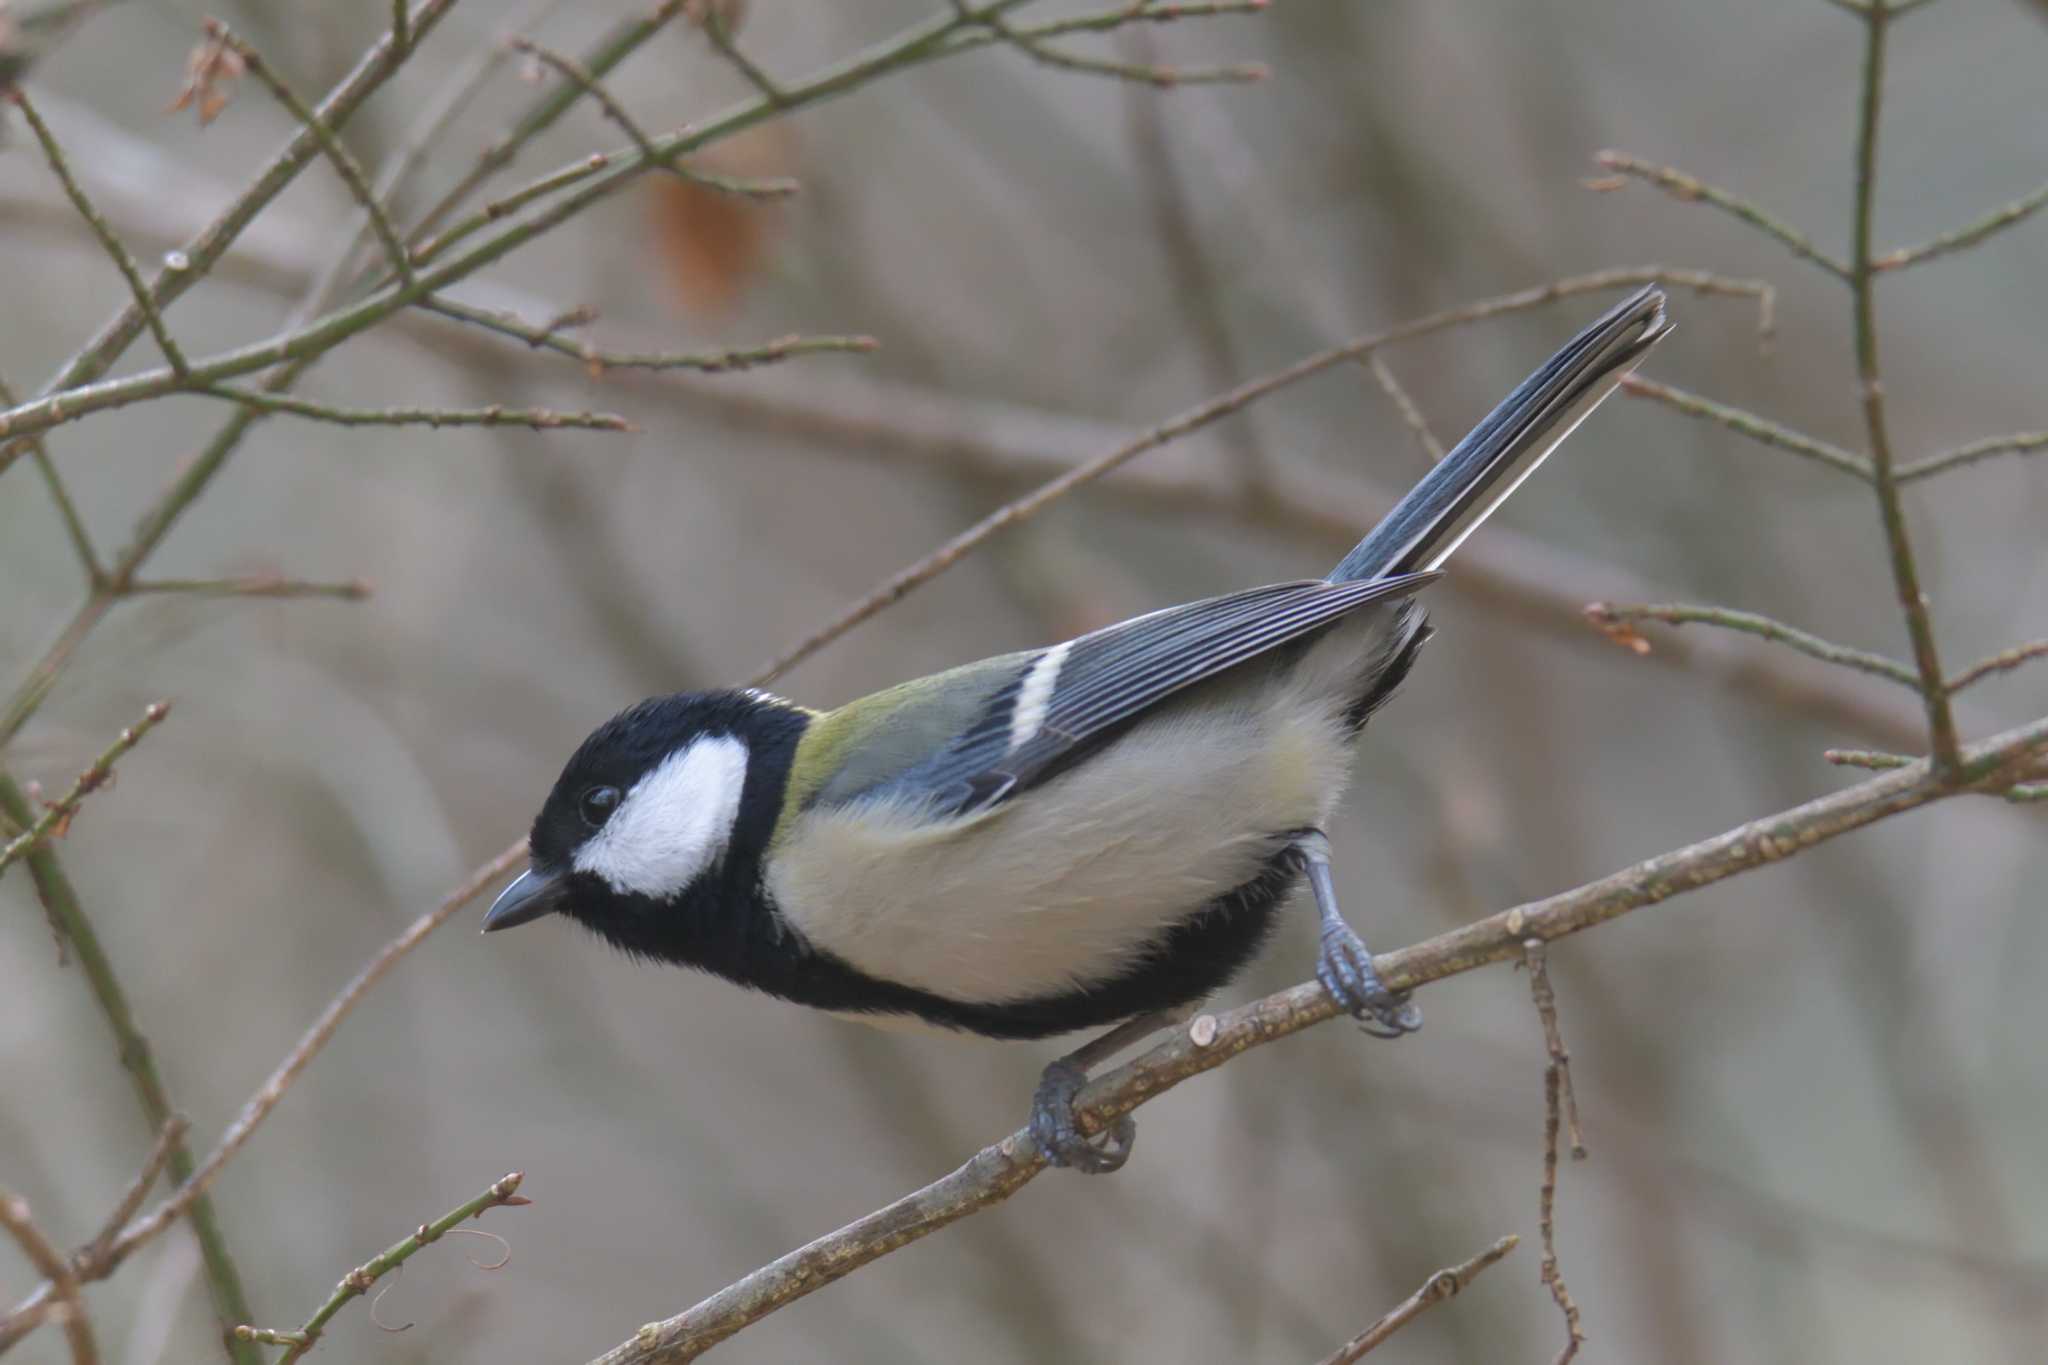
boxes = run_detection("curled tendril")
[447,1226,512,1270]
[368,1264,414,1334]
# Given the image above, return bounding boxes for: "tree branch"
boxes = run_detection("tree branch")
[1620,375,1870,481]
[1583,601,1920,690]
[583,711,2048,1364]
[233,1173,530,1364]
[0,1194,95,1365]
[1847,0,1960,772]
[750,269,1770,687]
[1311,1236,1519,1364]
[0,701,171,879]
[1596,150,1851,279]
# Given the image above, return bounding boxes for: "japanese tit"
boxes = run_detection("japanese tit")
[486,287,1670,1172]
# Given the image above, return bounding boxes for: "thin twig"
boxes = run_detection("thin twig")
[1596,150,1851,279]
[1824,748,1912,770]
[582,712,2048,1365]
[0,701,171,879]
[509,38,797,199]
[403,1,688,251]
[700,10,787,104]
[1620,375,1871,481]
[1584,602,1920,689]
[390,0,409,55]
[22,0,459,422]
[7,90,190,376]
[81,1116,190,1274]
[0,1194,96,1365]
[201,384,633,431]
[1362,354,1446,464]
[1847,1,1960,773]
[1312,1236,1519,1364]
[750,270,1759,686]
[124,576,372,601]
[0,765,259,1365]
[1948,640,2048,695]
[423,297,876,374]
[1012,1,1274,42]
[1524,941,1586,1364]
[1897,430,2048,483]
[0,370,99,583]
[0,843,529,1348]
[233,1173,530,1364]
[958,0,1264,86]
[211,23,415,284]
[1874,178,2048,271]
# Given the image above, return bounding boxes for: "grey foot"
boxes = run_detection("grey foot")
[1317,922,1422,1038]
[1029,1059,1136,1174]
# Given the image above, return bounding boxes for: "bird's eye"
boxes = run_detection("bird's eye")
[578,785,621,829]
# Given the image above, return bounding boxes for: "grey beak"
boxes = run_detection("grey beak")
[483,868,563,932]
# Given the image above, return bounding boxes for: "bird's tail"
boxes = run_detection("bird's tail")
[1330,286,1671,583]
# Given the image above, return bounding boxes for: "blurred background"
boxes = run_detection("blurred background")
[3,1,2047,1361]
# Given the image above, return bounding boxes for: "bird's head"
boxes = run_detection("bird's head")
[482,690,806,954]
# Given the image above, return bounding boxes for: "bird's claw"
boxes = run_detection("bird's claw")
[1029,1059,1136,1174]
[1318,924,1421,1038]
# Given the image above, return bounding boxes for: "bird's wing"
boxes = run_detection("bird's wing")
[856,572,1438,818]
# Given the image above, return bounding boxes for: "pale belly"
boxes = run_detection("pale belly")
[765,648,1367,1006]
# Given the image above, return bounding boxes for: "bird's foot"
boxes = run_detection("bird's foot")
[1317,922,1422,1039]
[1029,1059,1136,1174]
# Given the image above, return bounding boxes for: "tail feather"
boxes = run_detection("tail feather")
[1331,286,1671,583]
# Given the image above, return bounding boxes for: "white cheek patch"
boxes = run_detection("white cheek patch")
[573,735,750,898]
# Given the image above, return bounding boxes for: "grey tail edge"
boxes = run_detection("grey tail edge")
[1329,286,1672,584]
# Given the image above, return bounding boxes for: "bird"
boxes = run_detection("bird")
[483,286,1671,1172]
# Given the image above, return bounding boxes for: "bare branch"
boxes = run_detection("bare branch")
[1948,639,2048,695]
[0,1194,96,1365]
[1897,430,2048,483]
[1620,375,1871,481]
[1875,177,2048,271]
[404,1,688,251]
[699,9,787,105]
[7,90,190,376]
[422,296,874,374]
[1360,354,1446,464]
[1312,1236,1519,1364]
[751,270,1771,687]
[210,23,415,285]
[1596,150,1851,279]
[0,370,99,584]
[0,762,259,1365]
[1525,941,1586,1365]
[508,37,799,199]
[584,712,2048,1364]
[234,1173,530,1364]
[125,576,372,602]
[1846,1,1960,772]
[1,843,529,1344]
[1584,601,1920,690]
[81,1117,190,1274]
[0,701,171,879]
[201,385,634,432]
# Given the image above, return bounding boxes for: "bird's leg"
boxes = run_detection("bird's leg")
[1029,1003,1197,1174]
[1294,830,1421,1038]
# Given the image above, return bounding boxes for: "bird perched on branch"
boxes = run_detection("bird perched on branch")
[484,288,1671,1172]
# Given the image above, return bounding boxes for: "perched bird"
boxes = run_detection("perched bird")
[485,287,1670,1172]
